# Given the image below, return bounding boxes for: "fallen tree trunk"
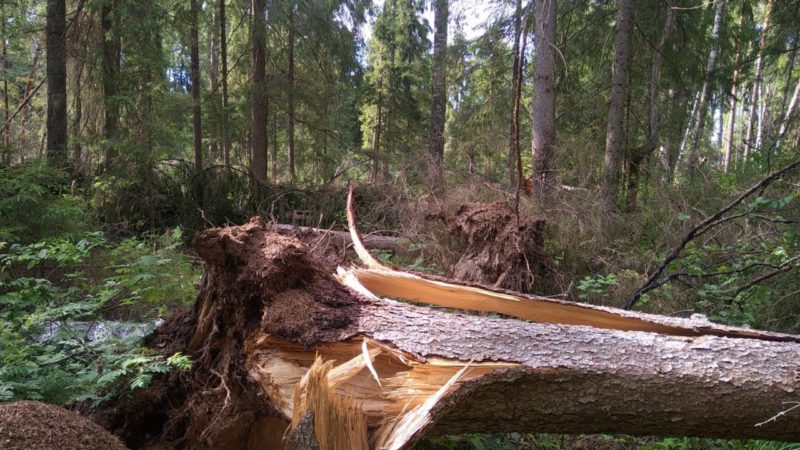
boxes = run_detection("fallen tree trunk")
[270,223,411,252]
[93,193,800,450]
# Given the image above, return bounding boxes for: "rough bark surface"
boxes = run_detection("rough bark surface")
[250,0,268,185]
[89,218,800,449]
[687,0,725,172]
[601,0,633,211]
[46,0,68,169]
[530,0,557,203]
[428,0,448,185]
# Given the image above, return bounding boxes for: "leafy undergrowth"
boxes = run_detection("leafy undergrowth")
[0,164,200,405]
[415,433,799,450]
[0,228,200,405]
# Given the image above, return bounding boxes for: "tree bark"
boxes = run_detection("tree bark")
[427,0,448,187]
[46,0,68,170]
[687,0,725,174]
[743,0,773,163]
[1,8,9,164]
[250,0,268,185]
[507,0,522,186]
[287,7,296,182]
[191,0,203,173]
[625,4,674,212]
[102,206,800,450]
[101,0,120,167]
[530,0,557,204]
[775,75,800,148]
[723,5,746,173]
[220,0,231,168]
[601,0,633,212]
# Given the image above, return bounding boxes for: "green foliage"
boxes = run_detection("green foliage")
[0,225,199,404]
[577,274,619,302]
[0,164,88,242]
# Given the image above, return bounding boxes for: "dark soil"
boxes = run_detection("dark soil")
[0,401,128,450]
[447,201,565,295]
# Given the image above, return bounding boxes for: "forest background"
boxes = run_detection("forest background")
[2,0,800,447]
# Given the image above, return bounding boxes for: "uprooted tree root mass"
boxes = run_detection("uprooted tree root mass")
[87,215,800,450]
[446,201,564,295]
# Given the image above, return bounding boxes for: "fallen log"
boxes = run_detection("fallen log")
[270,223,411,252]
[93,195,800,450]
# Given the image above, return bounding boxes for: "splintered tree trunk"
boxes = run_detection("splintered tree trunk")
[250,0,268,185]
[530,0,557,204]
[601,0,633,212]
[97,186,800,450]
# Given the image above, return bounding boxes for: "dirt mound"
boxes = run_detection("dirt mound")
[0,401,128,450]
[447,201,564,295]
[88,217,366,449]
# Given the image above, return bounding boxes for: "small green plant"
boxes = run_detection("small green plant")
[577,274,619,301]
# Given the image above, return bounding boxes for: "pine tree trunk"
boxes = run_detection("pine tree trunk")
[624,5,674,211]
[98,210,800,450]
[601,0,633,212]
[743,0,774,163]
[220,0,231,168]
[191,0,203,173]
[687,0,725,173]
[250,0,268,185]
[46,0,68,170]
[723,6,746,173]
[427,0,448,187]
[288,9,296,182]
[507,0,522,185]
[101,0,119,167]
[530,0,557,204]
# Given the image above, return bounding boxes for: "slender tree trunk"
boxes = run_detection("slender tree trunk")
[271,108,278,182]
[625,4,674,212]
[287,9,296,182]
[601,0,633,212]
[723,6,746,173]
[209,3,220,162]
[427,0,448,187]
[191,0,202,173]
[687,0,725,173]
[220,0,231,168]
[531,0,558,204]
[68,53,83,166]
[250,0,268,185]
[18,44,41,154]
[507,0,522,185]
[46,0,68,169]
[743,0,774,163]
[512,19,528,200]
[1,10,9,164]
[371,83,383,183]
[101,0,119,167]
[775,76,800,148]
